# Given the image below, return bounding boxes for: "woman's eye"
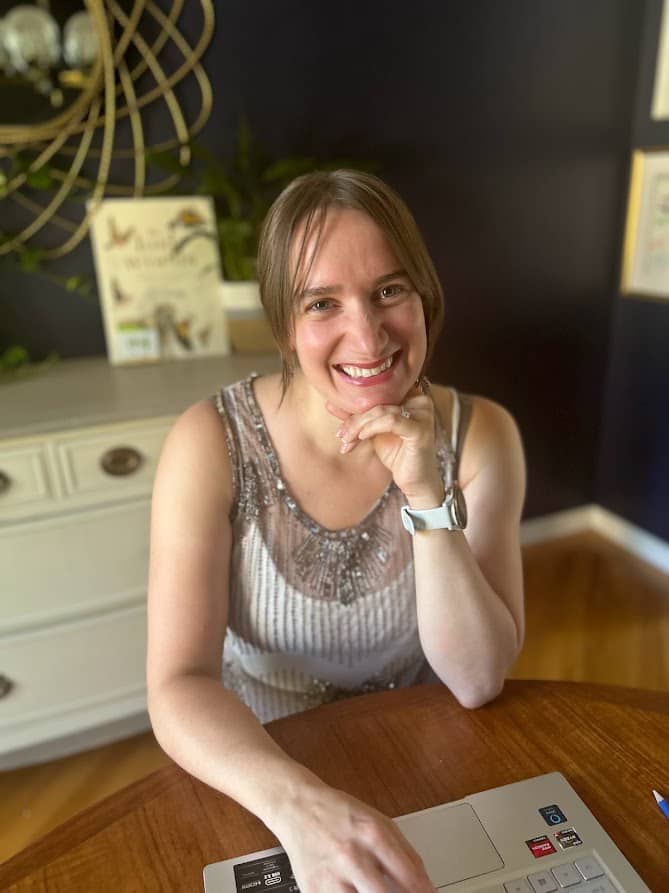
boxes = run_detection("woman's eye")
[307,299,333,312]
[380,284,406,299]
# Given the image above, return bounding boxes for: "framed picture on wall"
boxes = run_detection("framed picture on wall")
[621,148,669,300]
[652,0,669,119]
[89,196,230,364]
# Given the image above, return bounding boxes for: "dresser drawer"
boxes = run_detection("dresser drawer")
[0,440,59,519]
[1,500,151,635]
[0,604,148,762]
[53,418,171,504]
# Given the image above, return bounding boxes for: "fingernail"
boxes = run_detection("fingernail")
[335,427,344,439]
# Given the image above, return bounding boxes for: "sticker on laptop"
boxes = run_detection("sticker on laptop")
[539,804,567,826]
[233,852,298,891]
[554,827,583,849]
[526,835,557,858]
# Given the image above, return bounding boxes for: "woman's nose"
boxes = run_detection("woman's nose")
[347,302,388,355]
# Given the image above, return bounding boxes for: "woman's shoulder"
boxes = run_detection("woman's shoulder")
[431,384,518,435]
[430,384,524,485]
[160,399,229,473]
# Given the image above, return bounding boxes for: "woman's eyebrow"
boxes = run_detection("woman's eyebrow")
[375,269,409,285]
[298,270,409,301]
[298,283,343,300]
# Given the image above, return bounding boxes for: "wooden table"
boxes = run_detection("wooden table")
[1,680,667,891]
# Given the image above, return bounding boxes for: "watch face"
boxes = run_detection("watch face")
[450,485,467,529]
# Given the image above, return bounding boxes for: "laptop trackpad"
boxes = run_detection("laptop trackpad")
[395,803,503,887]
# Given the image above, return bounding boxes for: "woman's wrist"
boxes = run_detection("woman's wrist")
[403,473,445,510]
[257,759,329,835]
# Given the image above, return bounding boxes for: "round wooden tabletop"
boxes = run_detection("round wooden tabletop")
[1,680,667,891]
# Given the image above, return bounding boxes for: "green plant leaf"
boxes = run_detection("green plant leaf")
[0,345,30,369]
[18,247,44,272]
[201,170,243,217]
[25,166,54,189]
[65,275,85,291]
[262,157,319,183]
[145,148,190,175]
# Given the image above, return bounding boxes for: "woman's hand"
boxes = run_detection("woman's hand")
[327,387,443,506]
[272,781,436,892]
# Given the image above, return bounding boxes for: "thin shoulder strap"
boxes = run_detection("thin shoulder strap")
[449,387,461,453]
[447,387,472,484]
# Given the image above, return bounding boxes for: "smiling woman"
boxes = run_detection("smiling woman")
[257,169,444,398]
[146,169,526,892]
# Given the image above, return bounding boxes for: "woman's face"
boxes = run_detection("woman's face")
[290,207,427,415]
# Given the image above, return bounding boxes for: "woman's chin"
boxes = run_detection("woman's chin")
[333,380,412,415]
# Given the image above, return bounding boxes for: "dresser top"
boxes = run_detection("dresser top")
[1,353,280,439]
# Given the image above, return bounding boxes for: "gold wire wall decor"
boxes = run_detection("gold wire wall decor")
[0,0,214,260]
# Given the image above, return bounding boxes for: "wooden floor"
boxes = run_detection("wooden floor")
[2,531,668,864]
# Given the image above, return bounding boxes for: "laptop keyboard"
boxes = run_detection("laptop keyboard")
[478,854,618,892]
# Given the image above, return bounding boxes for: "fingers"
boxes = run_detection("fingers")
[336,397,433,454]
[281,787,436,893]
[372,823,435,892]
[370,844,434,893]
[322,834,434,893]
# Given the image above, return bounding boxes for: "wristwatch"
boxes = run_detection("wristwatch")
[401,484,467,535]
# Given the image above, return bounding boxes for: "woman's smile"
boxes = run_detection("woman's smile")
[334,351,399,384]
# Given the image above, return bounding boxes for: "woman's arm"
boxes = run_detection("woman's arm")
[147,400,435,892]
[409,393,525,708]
[333,388,525,709]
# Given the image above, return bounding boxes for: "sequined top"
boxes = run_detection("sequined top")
[214,375,469,723]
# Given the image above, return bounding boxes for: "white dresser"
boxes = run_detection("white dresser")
[0,353,278,769]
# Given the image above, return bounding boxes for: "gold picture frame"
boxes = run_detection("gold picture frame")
[621,148,669,301]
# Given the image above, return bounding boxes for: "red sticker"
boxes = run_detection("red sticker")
[526,835,557,858]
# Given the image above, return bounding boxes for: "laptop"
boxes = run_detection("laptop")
[203,772,650,892]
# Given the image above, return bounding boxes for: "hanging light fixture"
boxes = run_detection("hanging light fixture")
[0,1,214,260]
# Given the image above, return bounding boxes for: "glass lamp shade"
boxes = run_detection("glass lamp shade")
[63,10,98,68]
[3,5,61,72]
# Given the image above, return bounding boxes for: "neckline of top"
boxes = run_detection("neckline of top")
[241,374,399,539]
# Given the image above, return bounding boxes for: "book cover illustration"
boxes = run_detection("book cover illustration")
[89,196,230,364]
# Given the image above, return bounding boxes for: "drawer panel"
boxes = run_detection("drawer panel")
[1,500,151,634]
[0,604,147,756]
[0,441,58,517]
[54,419,170,502]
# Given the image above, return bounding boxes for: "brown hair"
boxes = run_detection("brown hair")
[256,169,444,394]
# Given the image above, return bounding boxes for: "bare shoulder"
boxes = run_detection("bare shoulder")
[155,398,233,506]
[430,385,524,487]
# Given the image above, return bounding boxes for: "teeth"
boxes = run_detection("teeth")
[340,355,393,378]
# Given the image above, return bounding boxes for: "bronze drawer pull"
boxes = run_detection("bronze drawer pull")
[0,674,14,699]
[100,446,143,477]
[0,471,10,494]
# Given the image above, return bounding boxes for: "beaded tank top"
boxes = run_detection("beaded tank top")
[214,375,469,723]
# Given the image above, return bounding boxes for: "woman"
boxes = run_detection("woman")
[147,170,525,892]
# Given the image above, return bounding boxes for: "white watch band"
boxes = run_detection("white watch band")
[400,486,467,535]
[400,503,455,535]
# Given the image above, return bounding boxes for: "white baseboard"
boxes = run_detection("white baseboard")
[521,503,669,576]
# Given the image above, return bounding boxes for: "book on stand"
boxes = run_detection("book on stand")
[89,196,230,364]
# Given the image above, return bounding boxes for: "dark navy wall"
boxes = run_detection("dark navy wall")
[596,0,669,540]
[1,1,646,522]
